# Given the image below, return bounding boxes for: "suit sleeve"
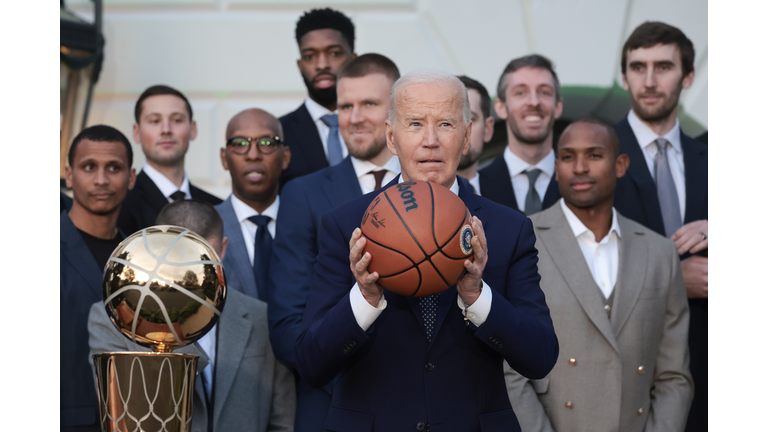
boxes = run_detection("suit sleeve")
[646,242,694,432]
[504,362,557,432]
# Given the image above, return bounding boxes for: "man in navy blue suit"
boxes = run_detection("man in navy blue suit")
[295,70,558,431]
[268,53,401,431]
[61,125,136,431]
[613,22,707,432]
[279,8,357,188]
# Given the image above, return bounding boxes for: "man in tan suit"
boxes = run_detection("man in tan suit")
[505,116,692,431]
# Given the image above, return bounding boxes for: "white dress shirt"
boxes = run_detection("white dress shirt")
[142,163,191,203]
[304,97,349,161]
[503,147,555,208]
[627,110,686,220]
[350,177,493,330]
[229,194,279,264]
[466,174,481,195]
[560,199,621,299]
[197,323,217,402]
[349,155,401,194]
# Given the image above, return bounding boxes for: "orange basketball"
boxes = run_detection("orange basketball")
[360,180,475,297]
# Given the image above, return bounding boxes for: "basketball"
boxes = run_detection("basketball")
[360,180,474,297]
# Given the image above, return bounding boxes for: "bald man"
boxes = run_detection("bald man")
[215,109,291,300]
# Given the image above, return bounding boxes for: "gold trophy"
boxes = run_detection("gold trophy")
[93,226,226,432]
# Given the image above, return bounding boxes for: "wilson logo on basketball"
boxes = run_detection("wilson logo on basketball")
[396,181,419,213]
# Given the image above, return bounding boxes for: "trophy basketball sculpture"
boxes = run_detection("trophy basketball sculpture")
[93,225,227,432]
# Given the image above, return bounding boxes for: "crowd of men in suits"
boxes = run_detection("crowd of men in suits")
[60,7,707,432]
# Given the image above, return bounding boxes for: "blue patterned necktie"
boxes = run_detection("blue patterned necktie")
[420,293,440,341]
[247,215,272,300]
[320,114,344,166]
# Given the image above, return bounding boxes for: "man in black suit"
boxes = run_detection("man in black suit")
[279,8,357,188]
[479,54,563,215]
[117,85,222,236]
[613,21,707,432]
[61,125,136,432]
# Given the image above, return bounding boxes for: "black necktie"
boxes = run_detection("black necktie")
[170,190,186,201]
[247,215,272,300]
[420,293,440,341]
[370,170,387,190]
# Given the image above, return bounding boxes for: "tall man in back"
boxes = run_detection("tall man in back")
[216,109,291,300]
[456,75,494,195]
[295,70,558,430]
[613,22,707,431]
[118,85,222,235]
[61,125,136,432]
[280,8,357,187]
[480,55,562,214]
[268,53,400,431]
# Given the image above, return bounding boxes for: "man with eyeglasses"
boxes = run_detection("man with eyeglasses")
[215,108,291,300]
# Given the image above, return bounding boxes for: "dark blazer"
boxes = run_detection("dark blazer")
[61,192,73,213]
[60,211,103,432]
[613,115,707,432]
[279,103,330,189]
[268,157,361,431]
[214,197,260,300]
[478,154,560,213]
[295,176,559,431]
[117,170,223,236]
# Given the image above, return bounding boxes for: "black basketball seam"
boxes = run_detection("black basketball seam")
[381,189,430,296]
[365,235,423,296]
[418,183,451,289]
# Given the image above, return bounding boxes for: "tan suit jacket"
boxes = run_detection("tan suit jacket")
[505,203,692,432]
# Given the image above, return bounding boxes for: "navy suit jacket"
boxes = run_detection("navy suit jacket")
[295,176,559,432]
[60,211,103,432]
[478,154,560,213]
[215,197,261,300]
[117,170,223,236]
[279,103,330,189]
[268,157,361,431]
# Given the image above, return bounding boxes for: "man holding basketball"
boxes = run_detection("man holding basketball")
[296,70,558,431]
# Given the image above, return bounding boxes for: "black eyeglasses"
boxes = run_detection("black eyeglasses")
[225,135,283,155]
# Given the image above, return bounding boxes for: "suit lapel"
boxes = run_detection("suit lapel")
[610,215,648,337]
[213,301,251,425]
[479,156,520,211]
[534,206,620,353]
[60,212,103,300]
[136,171,170,213]
[542,175,561,209]
[323,157,363,208]
[296,104,330,171]
[681,133,708,223]
[219,198,258,298]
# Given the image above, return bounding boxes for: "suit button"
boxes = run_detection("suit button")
[416,421,426,431]
[604,304,611,312]
[568,358,577,366]
[565,401,574,409]
[343,348,351,355]
[425,363,435,372]
[496,342,503,349]
[637,408,644,415]
[637,365,645,374]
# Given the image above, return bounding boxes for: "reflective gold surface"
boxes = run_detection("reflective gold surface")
[102,225,226,352]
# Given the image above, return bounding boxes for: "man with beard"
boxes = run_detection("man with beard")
[267,53,400,431]
[215,109,291,300]
[613,22,707,432]
[456,75,494,195]
[479,55,563,215]
[117,85,222,236]
[279,8,357,188]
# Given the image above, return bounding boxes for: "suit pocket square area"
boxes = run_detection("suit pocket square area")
[324,406,375,432]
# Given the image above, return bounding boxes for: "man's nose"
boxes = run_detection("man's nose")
[245,142,263,160]
[350,106,364,124]
[95,168,109,185]
[644,69,657,88]
[423,125,439,147]
[316,53,330,71]
[574,154,589,174]
[161,119,172,133]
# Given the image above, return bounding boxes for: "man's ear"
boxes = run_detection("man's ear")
[385,120,398,156]
[483,116,495,143]
[682,70,695,89]
[133,123,141,144]
[622,74,629,92]
[281,146,292,171]
[128,168,137,190]
[220,148,229,171]
[65,165,73,189]
[493,97,508,120]
[461,121,472,156]
[615,154,630,179]
[190,120,198,141]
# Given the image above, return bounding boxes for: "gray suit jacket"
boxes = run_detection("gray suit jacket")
[505,203,692,432]
[88,289,296,432]
[215,197,261,299]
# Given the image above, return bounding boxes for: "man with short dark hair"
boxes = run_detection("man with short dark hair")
[61,125,136,432]
[506,117,692,432]
[456,75,494,194]
[480,54,562,214]
[215,109,291,300]
[613,22,707,431]
[279,8,357,187]
[268,53,400,431]
[118,84,222,236]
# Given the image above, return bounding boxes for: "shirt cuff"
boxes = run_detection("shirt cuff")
[349,282,387,331]
[456,280,492,327]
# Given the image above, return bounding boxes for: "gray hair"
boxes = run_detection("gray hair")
[388,69,472,125]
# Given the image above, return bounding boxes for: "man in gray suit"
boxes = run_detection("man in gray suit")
[88,199,296,432]
[505,117,692,431]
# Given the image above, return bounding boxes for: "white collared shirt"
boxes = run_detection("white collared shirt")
[627,110,686,219]
[197,323,217,402]
[349,177,493,330]
[229,194,279,264]
[559,199,621,299]
[349,155,401,194]
[503,147,555,209]
[142,163,191,203]
[304,97,349,161]
[465,173,481,195]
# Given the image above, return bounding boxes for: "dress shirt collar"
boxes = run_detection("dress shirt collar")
[559,198,621,241]
[142,163,191,200]
[304,96,337,122]
[627,109,682,156]
[398,175,459,196]
[503,146,555,178]
[350,155,401,179]
[230,193,280,223]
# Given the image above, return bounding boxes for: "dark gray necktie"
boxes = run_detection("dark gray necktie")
[524,169,542,215]
[419,293,440,341]
[170,190,186,201]
[247,215,272,300]
[320,114,344,166]
[654,138,682,237]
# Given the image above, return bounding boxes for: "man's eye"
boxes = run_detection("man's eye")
[331,50,343,57]
[366,102,376,107]
[108,165,121,172]
[303,54,314,61]
[340,105,351,110]
[411,122,421,127]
